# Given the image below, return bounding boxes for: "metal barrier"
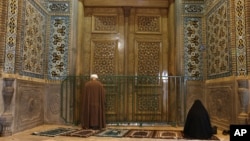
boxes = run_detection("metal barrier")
[61,75,186,126]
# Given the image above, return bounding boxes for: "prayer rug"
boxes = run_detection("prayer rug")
[31,128,220,140]
[180,131,220,141]
[61,129,100,138]
[154,130,183,139]
[125,129,155,138]
[31,127,77,137]
[125,129,220,140]
[95,128,130,137]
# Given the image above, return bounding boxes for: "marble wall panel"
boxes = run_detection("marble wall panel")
[186,80,205,113]
[44,83,64,124]
[0,79,3,114]
[14,80,45,133]
[206,78,238,130]
[186,77,240,130]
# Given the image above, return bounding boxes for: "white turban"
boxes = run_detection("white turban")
[90,74,98,79]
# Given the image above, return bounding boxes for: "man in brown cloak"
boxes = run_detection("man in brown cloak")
[81,74,106,130]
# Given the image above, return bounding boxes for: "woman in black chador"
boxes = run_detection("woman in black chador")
[183,99,213,139]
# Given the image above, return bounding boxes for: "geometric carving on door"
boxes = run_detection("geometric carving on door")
[135,93,161,113]
[135,15,161,33]
[105,92,119,114]
[135,40,161,84]
[92,14,118,33]
[91,39,118,75]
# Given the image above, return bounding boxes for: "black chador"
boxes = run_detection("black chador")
[183,100,213,139]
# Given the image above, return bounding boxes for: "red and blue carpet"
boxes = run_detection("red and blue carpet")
[32,127,220,140]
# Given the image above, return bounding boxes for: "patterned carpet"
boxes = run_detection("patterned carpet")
[32,127,220,140]
[31,127,77,137]
[95,129,129,137]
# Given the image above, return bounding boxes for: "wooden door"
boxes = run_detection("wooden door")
[80,7,170,123]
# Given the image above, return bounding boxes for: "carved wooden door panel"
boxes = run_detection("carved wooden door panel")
[126,8,169,123]
[81,7,169,123]
[82,7,124,75]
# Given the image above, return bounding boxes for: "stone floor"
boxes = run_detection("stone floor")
[0,124,229,141]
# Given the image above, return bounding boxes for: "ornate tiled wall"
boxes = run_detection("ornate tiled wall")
[5,0,245,80]
[4,0,71,80]
[0,0,73,134]
[0,1,8,73]
[203,0,249,129]
[48,16,70,79]
[184,17,203,79]
[19,0,47,78]
[183,0,249,129]
[205,0,247,78]
[183,0,245,79]
[4,0,18,73]
[247,0,250,72]
[206,0,231,78]
[234,0,247,75]
[183,0,247,79]
[183,1,204,80]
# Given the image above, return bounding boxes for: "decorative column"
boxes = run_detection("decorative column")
[237,79,250,124]
[0,78,15,136]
